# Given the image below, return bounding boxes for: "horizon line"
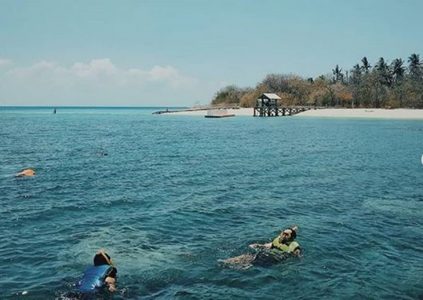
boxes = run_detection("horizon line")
[0,105,190,108]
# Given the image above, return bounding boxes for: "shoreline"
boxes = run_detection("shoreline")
[166,108,423,120]
[297,108,423,120]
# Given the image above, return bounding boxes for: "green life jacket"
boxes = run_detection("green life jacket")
[271,237,300,253]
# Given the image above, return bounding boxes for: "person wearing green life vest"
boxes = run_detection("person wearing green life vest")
[220,226,301,268]
[249,225,301,256]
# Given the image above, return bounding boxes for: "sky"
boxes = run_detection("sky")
[0,0,422,106]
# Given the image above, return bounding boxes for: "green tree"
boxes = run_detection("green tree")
[375,57,392,87]
[361,57,371,73]
[332,65,344,83]
[211,85,249,106]
[350,64,362,85]
[261,74,290,93]
[391,58,405,83]
[408,53,422,80]
[349,64,363,107]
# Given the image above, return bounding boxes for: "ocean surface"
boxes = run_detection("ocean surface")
[1,107,422,299]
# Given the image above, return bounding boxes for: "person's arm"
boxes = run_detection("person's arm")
[249,242,272,249]
[105,276,116,292]
[291,247,302,257]
[286,239,302,257]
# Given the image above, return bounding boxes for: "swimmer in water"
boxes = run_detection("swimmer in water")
[16,168,35,177]
[221,226,301,268]
[77,250,117,293]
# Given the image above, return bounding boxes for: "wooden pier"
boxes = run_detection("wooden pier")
[253,105,312,117]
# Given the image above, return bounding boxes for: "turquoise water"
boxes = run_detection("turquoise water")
[1,107,422,299]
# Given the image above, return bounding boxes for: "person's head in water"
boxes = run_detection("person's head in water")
[94,250,113,266]
[279,227,297,243]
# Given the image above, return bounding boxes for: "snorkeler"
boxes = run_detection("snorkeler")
[221,226,301,268]
[77,250,117,293]
[15,168,35,177]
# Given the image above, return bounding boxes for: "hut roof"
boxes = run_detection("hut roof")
[261,93,281,100]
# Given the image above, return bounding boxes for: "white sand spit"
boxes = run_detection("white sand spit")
[166,108,423,120]
[297,108,423,120]
[169,108,253,116]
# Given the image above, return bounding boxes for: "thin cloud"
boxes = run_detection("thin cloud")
[4,58,196,88]
[0,58,12,67]
[71,59,118,79]
[0,58,207,105]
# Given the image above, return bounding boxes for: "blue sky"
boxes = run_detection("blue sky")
[0,0,422,106]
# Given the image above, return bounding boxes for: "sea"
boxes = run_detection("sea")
[0,107,422,299]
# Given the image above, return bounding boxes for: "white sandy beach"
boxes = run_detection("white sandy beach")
[169,108,253,116]
[298,108,423,119]
[169,108,423,120]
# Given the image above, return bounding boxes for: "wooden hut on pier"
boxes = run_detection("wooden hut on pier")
[254,93,281,117]
[253,93,312,117]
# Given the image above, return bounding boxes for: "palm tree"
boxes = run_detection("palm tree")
[408,53,422,79]
[361,57,371,73]
[350,64,362,85]
[349,64,363,108]
[391,58,405,83]
[375,57,392,87]
[332,65,344,83]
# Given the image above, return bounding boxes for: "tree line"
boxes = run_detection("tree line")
[211,53,423,108]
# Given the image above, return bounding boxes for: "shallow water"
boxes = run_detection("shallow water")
[1,107,422,299]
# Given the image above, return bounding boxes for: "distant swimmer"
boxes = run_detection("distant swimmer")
[53,108,56,114]
[16,168,36,177]
[97,151,108,156]
[221,226,301,268]
[76,250,117,294]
